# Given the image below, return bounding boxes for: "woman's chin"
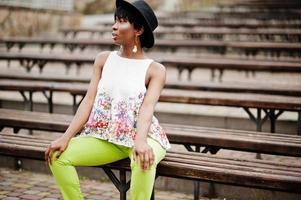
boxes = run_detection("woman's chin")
[112,39,120,45]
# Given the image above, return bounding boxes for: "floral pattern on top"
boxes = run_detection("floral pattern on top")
[78,89,171,150]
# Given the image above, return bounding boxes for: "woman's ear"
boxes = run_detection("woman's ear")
[136,26,144,37]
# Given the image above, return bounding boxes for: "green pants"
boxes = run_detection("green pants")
[48,135,166,200]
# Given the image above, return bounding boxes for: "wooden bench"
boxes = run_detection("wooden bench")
[1,79,300,134]
[0,37,226,54]
[1,38,300,59]
[101,20,301,29]
[182,10,301,21]
[229,42,301,58]
[2,73,301,97]
[227,0,301,10]
[59,27,301,42]
[1,52,301,81]
[1,108,301,157]
[0,109,301,200]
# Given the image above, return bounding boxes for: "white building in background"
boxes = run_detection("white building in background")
[0,0,74,11]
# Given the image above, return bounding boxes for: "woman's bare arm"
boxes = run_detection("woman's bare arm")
[61,51,111,141]
[133,61,166,171]
[135,61,166,141]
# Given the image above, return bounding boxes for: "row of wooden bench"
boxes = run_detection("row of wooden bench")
[0,77,300,135]
[224,0,301,10]
[2,72,300,96]
[178,9,301,21]
[1,37,300,58]
[0,108,301,200]
[1,52,301,81]
[59,27,301,42]
[100,19,301,29]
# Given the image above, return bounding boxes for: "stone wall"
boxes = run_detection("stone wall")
[0,7,82,38]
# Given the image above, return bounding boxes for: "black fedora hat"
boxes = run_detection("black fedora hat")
[115,0,158,48]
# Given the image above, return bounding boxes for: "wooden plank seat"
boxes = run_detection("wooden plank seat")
[0,37,226,54]
[101,20,301,29]
[0,80,300,134]
[0,52,95,74]
[1,38,301,59]
[228,0,301,9]
[228,42,301,58]
[161,56,301,81]
[1,73,301,97]
[1,131,301,195]
[59,27,301,42]
[0,79,88,113]
[0,110,301,199]
[1,108,301,157]
[183,10,301,21]
[1,52,301,81]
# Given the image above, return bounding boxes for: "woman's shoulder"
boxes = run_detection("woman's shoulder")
[149,60,166,74]
[145,60,166,85]
[93,51,112,69]
[95,50,112,62]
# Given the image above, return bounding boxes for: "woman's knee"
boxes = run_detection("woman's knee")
[130,137,166,171]
[48,150,71,169]
[48,138,78,168]
[147,137,167,164]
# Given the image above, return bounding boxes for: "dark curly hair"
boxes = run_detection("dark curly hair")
[114,5,148,48]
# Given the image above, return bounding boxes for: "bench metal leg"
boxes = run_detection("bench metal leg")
[20,91,34,112]
[64,63,72,75]
[72,94,85,114]
[244,108,267,159]
[102,168,159,200]
[263,109,284,133]
[297,112,301,135]
[72,94,77,114]
[103,167,130,200]
[76,63,82,76]
[194,181,200,200]
[42,90,53,113]
[243,108,269,132]
[13,127,21,133]
[102,167,130,200]
[184,145,212,199]
[119,170,127,200]
[20,91,33,135]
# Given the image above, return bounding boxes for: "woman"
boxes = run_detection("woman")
[44,0,171,199]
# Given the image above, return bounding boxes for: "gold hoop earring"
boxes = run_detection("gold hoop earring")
[132,36,138,53]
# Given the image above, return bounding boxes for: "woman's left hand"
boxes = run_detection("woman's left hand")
[133,138,155,172]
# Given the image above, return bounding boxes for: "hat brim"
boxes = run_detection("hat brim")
[116,0,154,48]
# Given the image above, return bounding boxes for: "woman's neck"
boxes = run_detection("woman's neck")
[119,45,146,59]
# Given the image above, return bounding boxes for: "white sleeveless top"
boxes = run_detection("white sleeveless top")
[77,50,171,150]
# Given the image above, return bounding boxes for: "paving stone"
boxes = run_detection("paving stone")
[5,192,23,197]
[3,197,20,200]
[13,183,31,189]
[19,194,42,200]
[23,190,41,195]
[0,167,207,200]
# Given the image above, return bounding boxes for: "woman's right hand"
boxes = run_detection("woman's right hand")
[45,136,70,166]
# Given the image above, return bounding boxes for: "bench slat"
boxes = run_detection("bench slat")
[1,137,300,193]
[1,108,301,157]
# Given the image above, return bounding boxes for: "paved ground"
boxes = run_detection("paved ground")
[0,167,225,200]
